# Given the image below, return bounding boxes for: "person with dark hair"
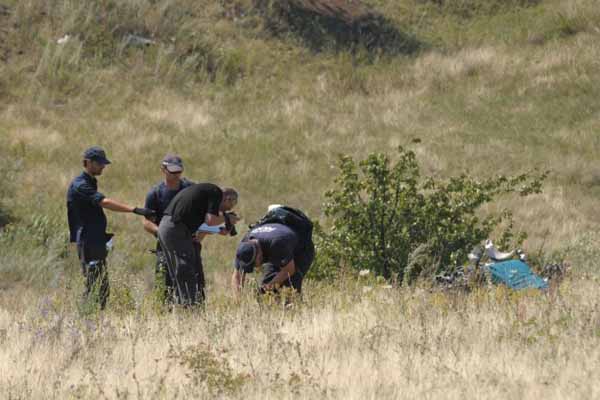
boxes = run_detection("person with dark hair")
[67,146,155,309]
[142,154,194,302]
[157,183,240,306]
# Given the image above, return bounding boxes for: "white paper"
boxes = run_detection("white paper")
[197,223,224,234]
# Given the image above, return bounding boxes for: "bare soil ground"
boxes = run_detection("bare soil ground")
[261,0,421,54]
[291,0,373,23]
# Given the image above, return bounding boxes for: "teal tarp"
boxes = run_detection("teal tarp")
[486,260,548,290]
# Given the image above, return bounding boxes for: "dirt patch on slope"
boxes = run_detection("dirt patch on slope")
[256,0,421,56]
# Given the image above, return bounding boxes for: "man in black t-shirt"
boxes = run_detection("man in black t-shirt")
[232,223,315,295]
[157,183,240,305]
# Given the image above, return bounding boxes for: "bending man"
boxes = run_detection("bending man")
[157,183,239,305]
[232,214,314,296]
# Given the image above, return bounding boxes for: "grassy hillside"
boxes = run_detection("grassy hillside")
[0,0,600,397]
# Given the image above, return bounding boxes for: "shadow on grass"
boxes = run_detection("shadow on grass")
[256,0,423,57]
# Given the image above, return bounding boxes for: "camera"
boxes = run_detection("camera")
[224,212,238,236]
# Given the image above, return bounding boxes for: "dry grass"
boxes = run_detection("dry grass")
[0,274,599,399]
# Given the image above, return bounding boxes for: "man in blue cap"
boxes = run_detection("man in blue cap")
[67,146,155,309]
[142,154,194,302]
[232,218,315,296]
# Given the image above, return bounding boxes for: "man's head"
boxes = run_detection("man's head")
[82,146,111,176]
[220,187,238,212]
[235,239,262,273]
[161,154,184,182]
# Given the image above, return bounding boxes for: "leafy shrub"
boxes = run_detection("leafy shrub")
[311,147,546,283]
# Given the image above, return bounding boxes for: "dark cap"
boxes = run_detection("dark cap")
[161,154,183,173]
[83,146,111,165]
[235,241,257,273]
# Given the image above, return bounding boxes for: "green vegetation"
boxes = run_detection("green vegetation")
[313,147,546,282]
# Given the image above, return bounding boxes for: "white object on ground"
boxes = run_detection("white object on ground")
[268,204,283,212]
[485,239,514,261]
[57,34,70,44]
[124,34,155,47]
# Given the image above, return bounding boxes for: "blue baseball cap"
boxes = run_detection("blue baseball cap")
[161,154,183,173]
[235,241,257,273]
[83,146,111,164]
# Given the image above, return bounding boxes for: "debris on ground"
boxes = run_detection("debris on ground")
[124,34,155,48]
[540,262,569,282]
[434,240,563,292]
[486,259,548,290]
[57,34,71,45]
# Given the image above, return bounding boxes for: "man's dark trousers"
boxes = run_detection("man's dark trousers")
[78,241,109,309]
[157,215,205,306]
[155,242,204,304]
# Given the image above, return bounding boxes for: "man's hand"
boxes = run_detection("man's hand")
[224,212,239,236]
[133,207,156,218]
[224,212,240,225]
[261,282,278,292]
[232,270,245,295]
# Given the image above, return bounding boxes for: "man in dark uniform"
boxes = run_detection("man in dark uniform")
[67,146,155,309]
[157,183,240,306]
[232,222,315,295]
[142,154,194,301]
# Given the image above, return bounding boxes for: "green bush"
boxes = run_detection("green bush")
[311,147,546,283]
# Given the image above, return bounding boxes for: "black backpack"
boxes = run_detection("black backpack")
[250,206,313,242]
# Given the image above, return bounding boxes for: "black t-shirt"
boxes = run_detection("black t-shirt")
[144,179,194,225]
[247,223,298,269]
[164,183,222,232]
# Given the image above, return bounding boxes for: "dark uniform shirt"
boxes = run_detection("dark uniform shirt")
[66,172,107,245]
[144,179,194,225]
[164,183,222,233]
[246,223,298,271]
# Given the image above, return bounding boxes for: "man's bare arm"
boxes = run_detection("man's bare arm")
[232,270,246,292]
[143,218,159,236]
[206,213,225,226]
[101,198,155,218]
[265,260,296,289]
[206,212,240,226]
[100,198,134,213]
